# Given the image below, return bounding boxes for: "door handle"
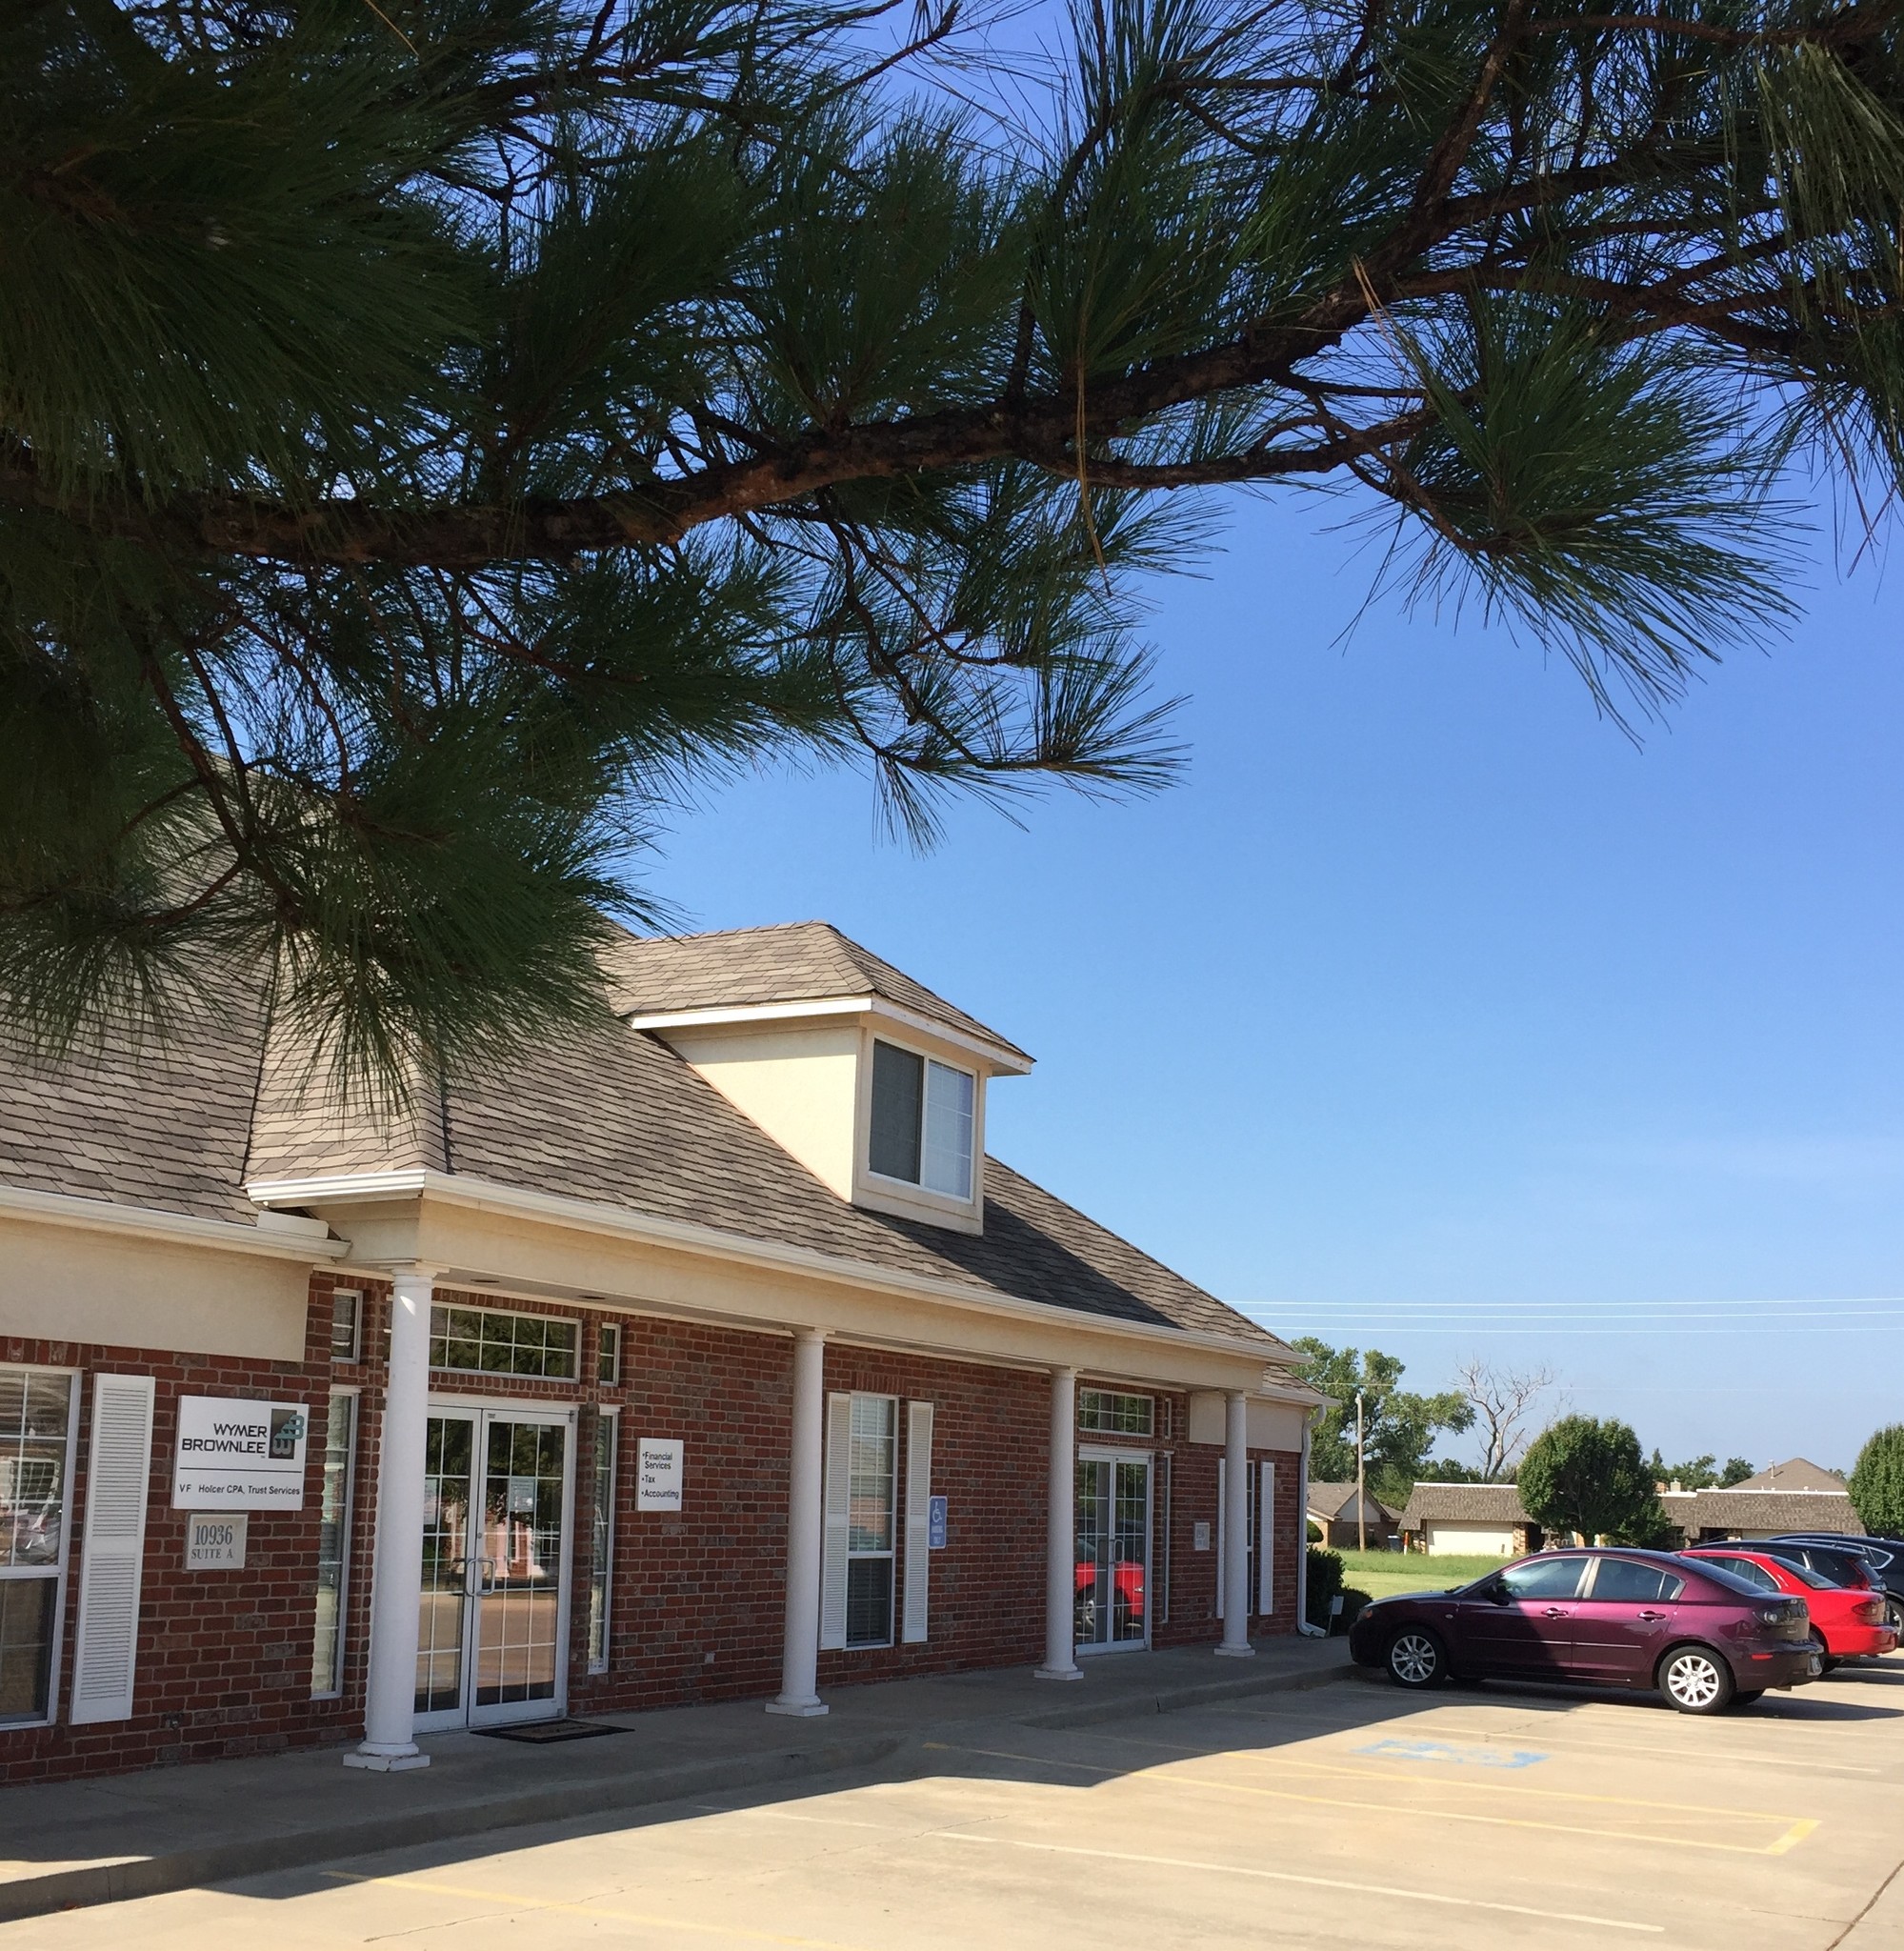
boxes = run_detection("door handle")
[1636,1609,1667,1621]
[1542,1607,1571,1618]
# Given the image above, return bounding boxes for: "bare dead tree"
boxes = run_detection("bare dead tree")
[1454,1359,1559,1481]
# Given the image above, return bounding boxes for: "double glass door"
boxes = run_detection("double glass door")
[416,1405,574,1730]
[1074,1452,1152,1652]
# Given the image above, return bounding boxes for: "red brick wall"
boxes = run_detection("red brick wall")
[0,1283,364,1785]
[1,1275,1300,1784]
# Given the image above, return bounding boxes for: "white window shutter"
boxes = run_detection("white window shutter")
[1214,1458,1226,1618]
[819,1392,852,1651]
[70,1374,156,1724]
[901,1401,933,1643]
[1258,1460,1275,1615]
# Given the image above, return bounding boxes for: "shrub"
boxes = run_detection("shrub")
[1334,1587,1374,1634]
[1851,1426,1904,1538]
[1306,1545,1344,1626]
[1307,1519,1323,1543]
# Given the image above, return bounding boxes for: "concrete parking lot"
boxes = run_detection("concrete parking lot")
[9,1660,1902,1951]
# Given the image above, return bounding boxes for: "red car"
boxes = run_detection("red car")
[1346,1547,1820,1713]
[1682,1546,1898,1669]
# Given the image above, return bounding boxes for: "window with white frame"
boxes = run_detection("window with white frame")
[596,1322,621,1386]
[430,1303,578,1379]
[310,1390,357,1696]
[0,1367,78,1725]
[1078,1389,1154,1437]
[588,1410,617,1673]
[329,1290,362,1363]
[846,1395,897,1646]
[868,1041,974,1199]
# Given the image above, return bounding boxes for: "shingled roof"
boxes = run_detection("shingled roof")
[1305,1482,1399,1523]
[0,930,1288,1358]
[1396,1482,1530,1531]
[602,921,1032,1065]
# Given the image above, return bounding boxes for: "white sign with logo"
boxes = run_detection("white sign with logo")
[636,1438,684,1511]
[185,1512,249,1569]
[171,1397,310,1510]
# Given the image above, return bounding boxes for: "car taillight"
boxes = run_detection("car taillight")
[1756,1606,1787,1625]
[1854,1599,1886,1624]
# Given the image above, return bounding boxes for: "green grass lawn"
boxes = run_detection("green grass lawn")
[1326,1548,1510,1600]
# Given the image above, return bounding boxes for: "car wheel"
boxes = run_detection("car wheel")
[1386,1628,1446,1689]
[1886,1599,1903,1635]
[1658,1644,1734,1715]
[1810,1630,1839,1675]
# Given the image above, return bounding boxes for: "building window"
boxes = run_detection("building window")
[597,1322,621,1386]
[0,1367,77,1726]
[869,1041,974,1199]
[588,1411,617,1673]
[1079,1389,1154,1437]
[330,1290,362,1362]
[430,1304,578,1380]
[847,1395,897,1647]
[311,1391,357,1697]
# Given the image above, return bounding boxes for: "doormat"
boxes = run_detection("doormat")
[472,1719,631,1744]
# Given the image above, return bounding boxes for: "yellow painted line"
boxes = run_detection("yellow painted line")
[1059,1726,1818,1824]
[931,1830,1664,1934]
[919,1742,1814,1856]
[1152,1772,1811,1856]
[1413,1722,1884,1776]
[321,1870,874,1948]
[1177,1752,1813,1824]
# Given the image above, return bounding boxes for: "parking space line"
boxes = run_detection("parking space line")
[1033,1730,1817,1825]
[916,1742,1814,1855]
[322,1870,874,1949]
[1413,1721,1885,1776]
[929,1830,1664,1933]
[1151,1771,1815,1854]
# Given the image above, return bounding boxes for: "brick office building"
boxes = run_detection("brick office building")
[0,923,1319,1782]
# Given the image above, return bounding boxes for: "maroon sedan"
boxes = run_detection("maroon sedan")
[1347,1548,1820,1713]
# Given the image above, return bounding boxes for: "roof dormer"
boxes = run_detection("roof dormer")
[608,923,1031,1235]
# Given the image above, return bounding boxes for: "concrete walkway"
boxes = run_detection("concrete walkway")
[0,1636,1351,1922]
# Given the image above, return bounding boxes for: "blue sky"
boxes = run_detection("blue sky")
[642,493,1902,1477]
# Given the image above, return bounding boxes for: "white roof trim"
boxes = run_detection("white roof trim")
[0,1183,349,1263]
[246,1166,1292,1371]
[622,994,1033,1074]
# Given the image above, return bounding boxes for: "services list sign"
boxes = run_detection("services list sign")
[172,1397,309,1510]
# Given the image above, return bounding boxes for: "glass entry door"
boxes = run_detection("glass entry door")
[416,1405,574,1730]
[1073,1451,1151,1652]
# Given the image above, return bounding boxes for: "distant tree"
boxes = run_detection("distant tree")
[1850,1428,1904,1539]
[1645,1451,1757,1492]
[1415,1458,1485,1484]
[1520,1417,1666,1545]
[1453,1359,1558,1481]
[1295,1340,1473,1508]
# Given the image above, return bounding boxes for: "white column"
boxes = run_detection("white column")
[768,1328,829,1717]
[346,1267,435,1770]
[1035,1366,1081,1680]
[1216,1390,1254,1658]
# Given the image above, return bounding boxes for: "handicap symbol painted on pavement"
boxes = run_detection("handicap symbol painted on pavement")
[1354,1738,1548,1769]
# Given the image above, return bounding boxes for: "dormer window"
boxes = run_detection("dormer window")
[869,1040,974,1199]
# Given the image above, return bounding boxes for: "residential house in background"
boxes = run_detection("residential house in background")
[1397,1456,1860,1554]
[1305,1481,1399,1550]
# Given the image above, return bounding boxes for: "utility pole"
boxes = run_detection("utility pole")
[1355,1389,1367,1553]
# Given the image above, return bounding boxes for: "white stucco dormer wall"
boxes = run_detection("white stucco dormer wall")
[661,1019,864,1200]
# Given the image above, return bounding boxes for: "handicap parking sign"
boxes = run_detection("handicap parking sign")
[928,1495,948,1550]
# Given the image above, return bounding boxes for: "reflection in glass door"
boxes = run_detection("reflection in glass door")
[414,1406,573,1729]
[1073,1452,1151,1651]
